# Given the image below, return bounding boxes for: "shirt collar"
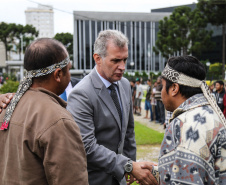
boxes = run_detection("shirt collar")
[170,93,209,122]
[95,66,118,88]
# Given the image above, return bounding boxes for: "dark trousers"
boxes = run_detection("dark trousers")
[150,105,153,121]
[155,105,159,121]
[157,100,165,124]
[152,105,159,121]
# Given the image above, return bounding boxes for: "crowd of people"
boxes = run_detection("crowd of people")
[0,29,226,185]
[130,76,167,128]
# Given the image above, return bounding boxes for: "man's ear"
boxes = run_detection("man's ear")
[53,68,62,83]
[171,83,180,97]
[93,53,102,65]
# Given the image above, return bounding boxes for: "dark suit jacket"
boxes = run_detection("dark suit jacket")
[70,76,80,87]
[67,69,136,185]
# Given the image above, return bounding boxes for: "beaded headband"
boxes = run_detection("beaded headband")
[0,57,70,130]
[162,64,226,127]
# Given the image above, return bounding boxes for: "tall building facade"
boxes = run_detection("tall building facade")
[25,5,54,38]
[73,11,171,74]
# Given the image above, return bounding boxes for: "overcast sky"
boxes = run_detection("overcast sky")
[1,0,197,34]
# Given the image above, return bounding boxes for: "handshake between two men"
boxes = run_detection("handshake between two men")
[125,161,159,185]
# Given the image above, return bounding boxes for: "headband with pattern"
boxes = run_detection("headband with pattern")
[162,63,226,127]
[0,57,70,130]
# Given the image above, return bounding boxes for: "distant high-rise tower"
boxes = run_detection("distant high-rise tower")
[25,5,54,38]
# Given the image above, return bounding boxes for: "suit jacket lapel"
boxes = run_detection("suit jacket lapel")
[90,69,122,130]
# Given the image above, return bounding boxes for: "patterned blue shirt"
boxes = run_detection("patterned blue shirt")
[159,93,226,184]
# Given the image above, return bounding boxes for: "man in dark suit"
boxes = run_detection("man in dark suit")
[60,76,80,101]
[67,30,157,185]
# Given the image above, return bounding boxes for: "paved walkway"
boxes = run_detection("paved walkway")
[133,102,165,133]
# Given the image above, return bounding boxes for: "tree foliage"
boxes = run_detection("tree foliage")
[197,0,226,79]
[54,32,73,60]
[0,22,16,60]
[153,6,213,58]
[0,22,38,60]
[208,62,226,80]
[15,24,39,60]
[0,80,19,94]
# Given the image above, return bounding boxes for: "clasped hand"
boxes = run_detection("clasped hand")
[125,161,158,185]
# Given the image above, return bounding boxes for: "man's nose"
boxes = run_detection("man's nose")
[118,61,125,70]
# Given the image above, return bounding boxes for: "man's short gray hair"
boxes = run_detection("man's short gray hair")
[94,30,129,57]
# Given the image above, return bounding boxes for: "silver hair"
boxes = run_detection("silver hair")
[94,29,129,57]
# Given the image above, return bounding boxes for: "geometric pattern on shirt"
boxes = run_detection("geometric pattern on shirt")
[178,94,208,111]
[194,113,206,124]
[206,129,214,144]
[215,119,220,128]
[174,119,181,145]
[186,127,199,142]
[200,145,210,159]
[203,105,214,114]
[158,150,216,184]
[160,118,182,156]
[165,111,173,126]
[108,84,122,122]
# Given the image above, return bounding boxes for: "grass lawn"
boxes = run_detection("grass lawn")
[131,121,164,185]
[134,121,164,145]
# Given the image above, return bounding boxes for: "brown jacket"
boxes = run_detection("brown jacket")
[0,88,88,185]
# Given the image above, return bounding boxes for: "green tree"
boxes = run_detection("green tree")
[54,32,73,60]
[0,22,38,60]
[15,24,39,60]
[153,6,213,58]
[209,62,226,80]
[0,80,19,93]
[197,0,226,79]
[0,22,17,60]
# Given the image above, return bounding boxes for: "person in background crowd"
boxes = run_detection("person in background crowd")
[209,82,215,93]
[130,80,136,113]
[155,77,165,125]
[144,79,153,121]
[213,80,225,112]
[135,78,143,116]
[223,93,226,118]
[151,82,159,122]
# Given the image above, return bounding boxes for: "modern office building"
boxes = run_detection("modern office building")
[151,3,196,12]
[73,11,171,74]
[25,5,54,38]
